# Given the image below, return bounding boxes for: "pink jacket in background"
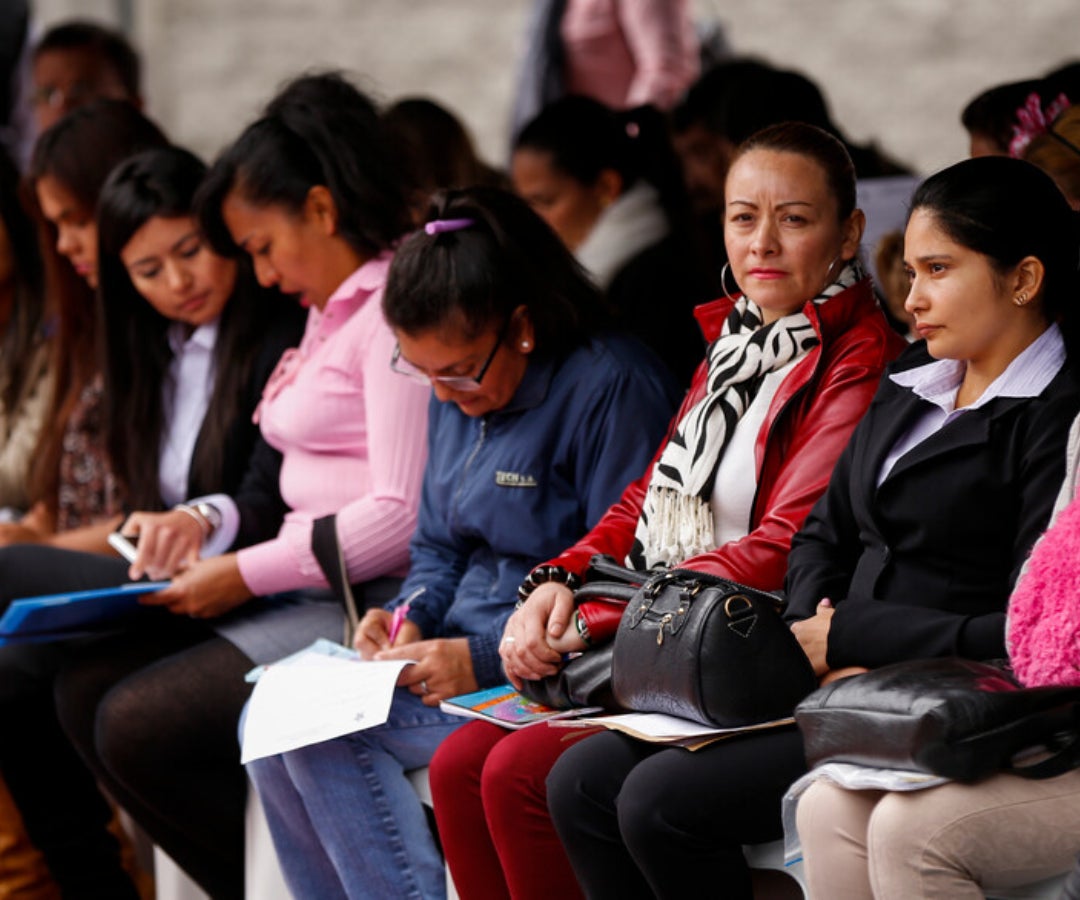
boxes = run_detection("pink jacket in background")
[561,0,699,110]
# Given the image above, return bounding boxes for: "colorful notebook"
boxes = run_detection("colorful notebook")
[440,684,600,730]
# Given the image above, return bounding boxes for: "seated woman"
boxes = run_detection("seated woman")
[512,94,711,387]
[12,100,169,545]
[0,73,431,900]
[244,186,680,900]
[790,156,1080,899]
[0,143,53,520]
[0,144,304,899]
[429,122,905,900]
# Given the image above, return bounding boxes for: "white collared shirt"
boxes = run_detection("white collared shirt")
[878,324,1065,485]
[160,319,219,507]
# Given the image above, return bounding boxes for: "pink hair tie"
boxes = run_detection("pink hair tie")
[424,217,475,235]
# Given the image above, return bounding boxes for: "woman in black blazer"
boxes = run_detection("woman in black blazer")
[787,156,1080,899]
[785,156,1080,673]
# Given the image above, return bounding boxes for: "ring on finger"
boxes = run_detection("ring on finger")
[502,636,516,645]
[421,679,430,694]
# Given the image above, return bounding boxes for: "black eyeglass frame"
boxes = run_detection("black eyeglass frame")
[390,315,514,392]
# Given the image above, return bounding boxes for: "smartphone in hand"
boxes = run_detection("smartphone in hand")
[107,529,138,565]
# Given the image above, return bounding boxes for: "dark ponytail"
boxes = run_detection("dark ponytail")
[383,186,608,359]
[197,71,412,259]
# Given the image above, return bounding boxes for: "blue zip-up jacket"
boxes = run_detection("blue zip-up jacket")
[394,331,680,687]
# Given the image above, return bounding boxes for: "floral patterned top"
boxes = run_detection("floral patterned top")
[56,375,124,531]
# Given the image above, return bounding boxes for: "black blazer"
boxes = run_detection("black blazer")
[184,304,306,551]
[784,341,1080,668]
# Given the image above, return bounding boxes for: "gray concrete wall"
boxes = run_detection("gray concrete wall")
[30,0,1080,176]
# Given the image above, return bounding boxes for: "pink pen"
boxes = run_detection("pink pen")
[387,602,410,646]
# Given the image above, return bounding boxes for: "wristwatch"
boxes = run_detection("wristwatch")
[192,501,222,535]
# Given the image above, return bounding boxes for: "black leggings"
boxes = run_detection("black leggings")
[0,545,254,900]
[546,726,807,900]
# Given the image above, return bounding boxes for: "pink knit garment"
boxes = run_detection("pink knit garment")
[1008,496,1080,686]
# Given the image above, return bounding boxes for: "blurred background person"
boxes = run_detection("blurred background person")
[512,94,710,386]
[382,96,507,221]
[511,0,699,142]
[29,19,142,135]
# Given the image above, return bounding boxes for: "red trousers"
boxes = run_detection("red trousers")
[429,720,600,900]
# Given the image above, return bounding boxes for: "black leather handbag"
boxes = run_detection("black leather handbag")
[610,565,818,727]
[795,657,1080,782]
[521,556,818,728]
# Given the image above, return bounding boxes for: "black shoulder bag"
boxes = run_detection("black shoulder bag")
[795,657,1080,782]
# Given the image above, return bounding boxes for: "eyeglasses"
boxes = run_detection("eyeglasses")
[390,317,511,392]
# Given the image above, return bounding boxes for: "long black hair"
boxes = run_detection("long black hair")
[0,143,46,416]
[197,71,412,259]
[96,145,299,509]
[383,186,608,358]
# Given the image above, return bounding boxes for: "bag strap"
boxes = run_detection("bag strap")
[311,514,360,645]
[574,582,639,605]
[1004,727,1080,779]
[585,554,645,585]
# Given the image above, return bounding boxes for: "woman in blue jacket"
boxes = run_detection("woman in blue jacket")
[244,186,680,900]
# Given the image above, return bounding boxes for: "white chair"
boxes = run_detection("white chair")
[152,846,209,900]
[244,778,292,900]
[744,841,808,899]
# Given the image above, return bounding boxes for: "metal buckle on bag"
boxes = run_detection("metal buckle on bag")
[724,593,758,638]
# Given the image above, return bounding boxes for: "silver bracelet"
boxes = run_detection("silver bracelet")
[173,503,211,538]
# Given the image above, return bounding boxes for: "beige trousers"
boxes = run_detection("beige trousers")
[796,769,1080,899]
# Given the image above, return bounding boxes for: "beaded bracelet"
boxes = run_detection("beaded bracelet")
[516,564,582,604]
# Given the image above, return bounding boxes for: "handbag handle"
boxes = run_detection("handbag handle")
[574,582,638,605]
[311,514,360,645]
[1004,729,1080,779]
[585,554,646,585]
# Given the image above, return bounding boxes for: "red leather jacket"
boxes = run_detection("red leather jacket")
[545,278,907,598]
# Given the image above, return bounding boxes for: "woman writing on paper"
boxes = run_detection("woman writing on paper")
[429,122,905,899]
[789,155,1080,899]
[243,186,679,900]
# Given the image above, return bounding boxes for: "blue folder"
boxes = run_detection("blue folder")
[0,581,171,644]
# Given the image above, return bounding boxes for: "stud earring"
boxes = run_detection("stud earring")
[1014,292,1028,307]
[520,341,530,350]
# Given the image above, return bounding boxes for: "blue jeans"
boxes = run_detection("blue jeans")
[246,688,463,900]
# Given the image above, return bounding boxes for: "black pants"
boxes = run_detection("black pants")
[546,726,807,900]
[0,545,253,900]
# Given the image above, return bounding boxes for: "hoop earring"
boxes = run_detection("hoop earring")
[1014,292,1029,307]
[720,262,740,302]
[822,257,843,289]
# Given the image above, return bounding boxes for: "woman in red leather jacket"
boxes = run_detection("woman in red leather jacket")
[428,121,906,900]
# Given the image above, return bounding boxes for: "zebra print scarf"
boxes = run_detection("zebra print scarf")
[628,261,863,569]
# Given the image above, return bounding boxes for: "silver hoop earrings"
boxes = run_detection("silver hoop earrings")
[821,257,843,290]
[720,262,740,301]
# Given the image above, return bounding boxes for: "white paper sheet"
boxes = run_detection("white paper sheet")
[240,641,415,764]
[551,711,794,743]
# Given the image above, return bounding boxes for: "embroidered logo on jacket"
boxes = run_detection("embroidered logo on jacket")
[495,470,538,488]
